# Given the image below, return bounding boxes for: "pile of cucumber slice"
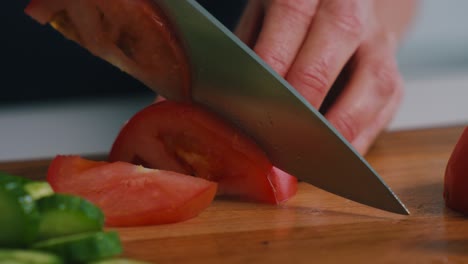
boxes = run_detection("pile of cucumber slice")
[0,172,149,264]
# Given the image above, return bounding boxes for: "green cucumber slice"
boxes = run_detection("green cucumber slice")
[32,231,122,263]
[0,172,53,200]
[0,181,40,247]
[36,194,104,240]
[0,249,63,264]
[23,182,54,200]
[0,172,31,185]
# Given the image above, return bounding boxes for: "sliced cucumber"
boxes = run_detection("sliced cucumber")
[36,194,104,240]
[0,249,63,264]
[90,258,152,264]
[0,181,40,247]
[0,172,31,185]
[32,231,122,263]
[0,172,53,200]
[23,182,54,200]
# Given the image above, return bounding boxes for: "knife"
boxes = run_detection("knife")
[154,0,409,215]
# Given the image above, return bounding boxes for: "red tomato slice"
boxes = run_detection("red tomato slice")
[47,155,217,227]
[25,0,191,101]
[109,101,297,204]
[444,127,468,215]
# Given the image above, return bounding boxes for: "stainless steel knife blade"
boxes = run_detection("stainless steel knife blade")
[154,0,409,215]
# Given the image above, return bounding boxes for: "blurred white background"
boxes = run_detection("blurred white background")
[1,0,467,161]
[390,0,468,130]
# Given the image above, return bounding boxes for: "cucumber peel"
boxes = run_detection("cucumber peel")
[0,181,40,247]
[0,172,31,185]
[32,231,122,263]
[0,249,63,264]
[36,194,104,240]
[0,172,147,263]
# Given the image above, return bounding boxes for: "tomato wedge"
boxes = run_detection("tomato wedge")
[109,101,297,204]
[25,0,191,101]
[444,127,468,215]
[47,155,217,227]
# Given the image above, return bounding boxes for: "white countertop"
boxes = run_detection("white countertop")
[0,95,153,161]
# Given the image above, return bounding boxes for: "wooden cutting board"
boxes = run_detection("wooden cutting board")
[1,125,468,263]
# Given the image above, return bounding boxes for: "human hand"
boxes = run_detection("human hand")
[235,0,418,154]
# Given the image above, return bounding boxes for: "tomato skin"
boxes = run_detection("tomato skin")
[47,155,217,227]
[47,155,107,191]
[109,101,297,204]
[25,0,191,101]
[444,127,468,215]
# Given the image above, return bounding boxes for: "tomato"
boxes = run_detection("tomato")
[444,127,468,215]
[25,0,191,101]
[26,0,298,205]
[109,101,297,204]
[47,155,217,227]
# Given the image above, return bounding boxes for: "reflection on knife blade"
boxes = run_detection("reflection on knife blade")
[155,0,409,215]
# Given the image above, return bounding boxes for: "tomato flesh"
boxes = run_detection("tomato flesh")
[109,101,297,204]
[444,127,468,215]
[25,0,191,101]
[47,155,217,226]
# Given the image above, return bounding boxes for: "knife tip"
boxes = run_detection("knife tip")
[381,195,410,216]
[394,205,411,216]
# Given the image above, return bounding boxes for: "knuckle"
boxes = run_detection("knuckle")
[332,111,359,142]
[257,49,290,76]
[324,0,366,39]
[369,59,402,98]
[290,59,331,99]
[271,0,317,22]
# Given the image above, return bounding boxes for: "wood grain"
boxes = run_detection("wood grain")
[1,126,468,263]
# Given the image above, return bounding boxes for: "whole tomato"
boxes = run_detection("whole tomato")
[444,127,468,214]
